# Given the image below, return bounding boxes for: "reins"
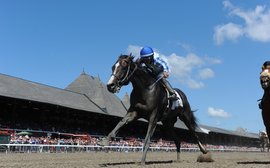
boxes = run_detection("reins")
[118,60,138,86]
[148,75,164,90]
[114,56,163,90]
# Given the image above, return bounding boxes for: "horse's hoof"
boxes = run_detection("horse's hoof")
[138,162,145,166]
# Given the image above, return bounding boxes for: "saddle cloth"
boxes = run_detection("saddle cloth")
[170,91,183,110]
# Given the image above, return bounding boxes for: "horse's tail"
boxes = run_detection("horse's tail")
[175,88,198,128]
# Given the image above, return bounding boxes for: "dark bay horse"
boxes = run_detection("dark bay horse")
[260,61,270,145]
[105,55,207,164]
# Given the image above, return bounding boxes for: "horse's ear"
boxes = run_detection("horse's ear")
[128,53,133,61]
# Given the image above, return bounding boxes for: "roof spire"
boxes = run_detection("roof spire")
[81,68,86,75]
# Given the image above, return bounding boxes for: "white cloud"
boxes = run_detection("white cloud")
[208,107,231,118]
[178,42,192,52]
[214,0,270,44]
[199,68,215,79]
[126,45,141,60]
[186,78,204,89]
[127,45,221,89]
[166,53,220,89]
[166,53,203,77]
[205,56,222,64]
[214,23,243,45]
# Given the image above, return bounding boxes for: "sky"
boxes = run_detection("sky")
[0,0,270,134]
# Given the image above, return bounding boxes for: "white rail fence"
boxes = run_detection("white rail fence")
[0,144,261,153]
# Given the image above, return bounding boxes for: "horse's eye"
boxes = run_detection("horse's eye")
[121,60,128,67]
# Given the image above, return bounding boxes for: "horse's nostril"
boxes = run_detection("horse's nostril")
[107,83,114,87]
[107,83,115,92]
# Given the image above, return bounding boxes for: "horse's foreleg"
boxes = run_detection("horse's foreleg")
[104,112,137,145]
[141,112,158,164]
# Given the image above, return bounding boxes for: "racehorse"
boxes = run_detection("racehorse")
[104,54,208,164]
[259,131,269,152]
[260,62,270,147]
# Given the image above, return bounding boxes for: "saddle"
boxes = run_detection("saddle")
[161,89,184,120]
[164,88,183,110]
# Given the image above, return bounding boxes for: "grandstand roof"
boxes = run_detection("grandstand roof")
[201,125,258,139]
[65,72,127,117]
[0,73,104,114]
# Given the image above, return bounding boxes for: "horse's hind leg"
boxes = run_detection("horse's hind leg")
[162,119,181,162]
[175,89,207,153]
[179,112,207,154]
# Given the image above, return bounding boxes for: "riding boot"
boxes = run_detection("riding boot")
[161,78,178,100]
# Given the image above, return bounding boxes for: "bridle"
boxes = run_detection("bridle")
[112,56,138,88]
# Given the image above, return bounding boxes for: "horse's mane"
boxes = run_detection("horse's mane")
[119,54,135,60]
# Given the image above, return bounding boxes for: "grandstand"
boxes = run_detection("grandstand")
[0,71,260,148]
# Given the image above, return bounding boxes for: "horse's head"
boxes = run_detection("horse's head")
[260,68,270,90]
[107,54,136,93]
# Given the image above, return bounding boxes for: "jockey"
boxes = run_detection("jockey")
[138,46,178,100]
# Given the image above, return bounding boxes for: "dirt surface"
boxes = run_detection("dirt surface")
[1,152,270,168]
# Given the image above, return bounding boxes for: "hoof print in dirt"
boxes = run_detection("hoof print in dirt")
[197,153,214,162]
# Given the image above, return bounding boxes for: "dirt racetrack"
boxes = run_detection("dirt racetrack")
[1,151,270,168]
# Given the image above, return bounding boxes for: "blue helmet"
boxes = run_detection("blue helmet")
[140,46,154,58]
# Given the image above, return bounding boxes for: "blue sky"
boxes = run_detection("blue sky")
[1,0,270,133]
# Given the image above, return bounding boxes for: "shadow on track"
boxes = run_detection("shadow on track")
[238,161,270,164]
[99,160,173,167]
